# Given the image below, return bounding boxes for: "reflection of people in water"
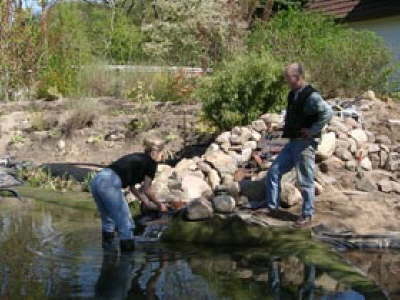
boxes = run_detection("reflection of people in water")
[267,258,366,300]
[95,251,217,300]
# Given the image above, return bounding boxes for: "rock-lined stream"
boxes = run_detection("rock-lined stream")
[0,197,397,299]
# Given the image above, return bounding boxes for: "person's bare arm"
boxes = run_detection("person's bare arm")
[131,176,167,212]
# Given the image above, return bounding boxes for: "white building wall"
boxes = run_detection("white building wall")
[350,15,400,90]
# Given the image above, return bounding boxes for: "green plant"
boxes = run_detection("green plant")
[248,9,395,97]
[17,167,77,192]
[9,133,26,145]
[81,171,97,192]
[196,51,287,130]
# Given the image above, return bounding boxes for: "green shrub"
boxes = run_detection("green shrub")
[248,10,395,97]
[196,51,287,130]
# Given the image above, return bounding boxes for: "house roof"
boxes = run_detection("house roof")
[306,0,400,22]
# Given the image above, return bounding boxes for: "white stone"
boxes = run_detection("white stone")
[250,130,262,142]
[243,140,257,150]
[350,129,368,145]
[181,174,212,200]
[240,148,253,163]
[207,169,221,190]
[316,132,336,161]
[368,143,380,153]
[57,140,66,151]
[360,157,372,171]
[216,132,231,144]
[251,120,267,132]
[205,150,237,175]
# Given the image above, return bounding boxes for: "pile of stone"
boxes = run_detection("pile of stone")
[152,92,400,220]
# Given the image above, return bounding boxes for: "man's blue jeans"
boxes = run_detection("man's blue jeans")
[265,139,317,218]
[91,168,135,240]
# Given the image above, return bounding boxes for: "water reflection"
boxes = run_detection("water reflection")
[0,201,392,299]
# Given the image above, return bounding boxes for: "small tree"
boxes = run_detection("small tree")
[196,51,287,130]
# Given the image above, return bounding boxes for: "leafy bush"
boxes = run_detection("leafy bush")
[142,0,246,67]
[196,51,287,130]
[248,10,395,97]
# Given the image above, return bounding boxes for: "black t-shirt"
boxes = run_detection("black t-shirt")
[108,153,158,188]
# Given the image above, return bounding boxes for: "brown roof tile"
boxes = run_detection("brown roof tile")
[307,0,400,21]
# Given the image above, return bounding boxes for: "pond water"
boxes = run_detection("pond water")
[0,198,397,300]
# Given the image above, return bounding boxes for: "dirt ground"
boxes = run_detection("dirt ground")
[0,98,213,166]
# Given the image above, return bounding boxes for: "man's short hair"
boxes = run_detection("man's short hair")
[285,63,305,78]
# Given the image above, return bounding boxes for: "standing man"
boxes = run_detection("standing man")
[91,136,167,252]
[264,63,333,227]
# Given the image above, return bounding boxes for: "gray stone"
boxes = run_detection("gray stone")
[356,176,376,192]
[334,147,353,161]
[186,198,214,220]
[385,152,400,171]
[336,139,350,150]
[378,179,393,193]
[230,134,242,145]
[212,194,236,213]
[380,151,389,168]
[0,172,21,187]
[376,134,392,145]
[368,143,380,153]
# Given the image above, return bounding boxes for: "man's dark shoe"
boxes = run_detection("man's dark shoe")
[120,239,135,252]
[294,216,313,228]
[102,231,116,250]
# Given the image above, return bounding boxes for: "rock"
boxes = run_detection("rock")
[368,143,380,153]
[250,131,262,142]
[239,180,265,202]
[181,174,212,200]
[315,181,324,195]
[348,138,357,153]
[240,148,252,163]
[344,117,359,129]
[345,160,358,172]
[336,139,350,150]
[356,176,376,192]
[392,181,400,194]
[260,113,282,126]
[197,161,212,173]
[216,132,231,144]
[365,130,376,143]
[360,157,372,171]
[350,129,368,146]
[319,156,345,173]
[230,134,242,145]
[378,179,393,193]
[385,152,399,171]
[175,158,198,178]
[207,169,221,190]
[281,182,302,208]
[185,198,214,220]
[376,135,392,145]
[57,140,66,151]
[212,194,236,213]
[380,151,389,168]
[334,148,353,161]
[316,132,336,161]
[105,132,125,141]
[243,141,257,150]
[237,195,250,207]
[251,120,267,132]
[369,153,380,169]
[362,90,378,101]
[205,150,237,175]
[0,172,21,187]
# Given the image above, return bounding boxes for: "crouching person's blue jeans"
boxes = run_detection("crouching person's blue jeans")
[91,168,135,240]
[265,139,317,218]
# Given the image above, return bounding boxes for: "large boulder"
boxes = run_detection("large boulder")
[316,132,336,161]
[280,182,302,208]
[212,195,236,213]
[204,150,237,175]
[181,174,212,201]
[185,198,214,220]
[350,129,368,146]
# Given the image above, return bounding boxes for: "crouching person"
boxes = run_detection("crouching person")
[264,63,333,227]
[91,137,167,252]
